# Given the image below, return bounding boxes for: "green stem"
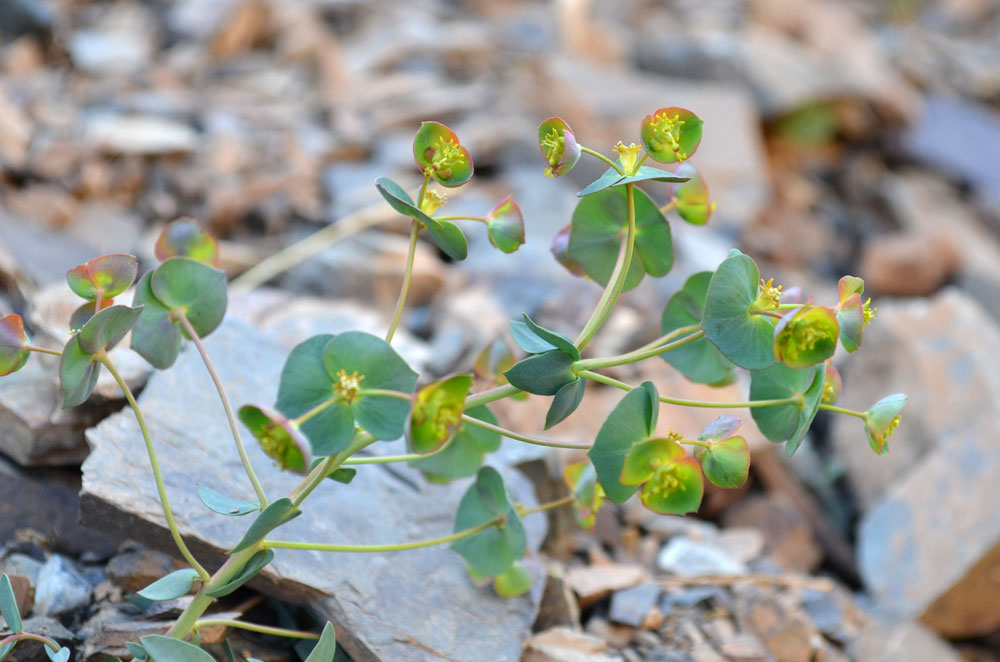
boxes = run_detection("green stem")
[679,439,711,449]
[580,146,623,174]
[343,434,455,465]
[385,220,421,343]
[461,414,589,449]
[751,309,784,319]
[433,215,486,223]
[176,314,268,509]
[97,353,210,581]
[464,383,521,410]
[575,330,705,370]
[25,345,62,357]
[193,619,320,640]
[168,545,262,638]
[574,183,637,351]
[0,633,60,651]
[293,397,337,426]
[517,495,573,517]
[633,324,700,353]
[659,199,676,214]
[577,370,802,409]
[635,152,649,170]
[819,404,867,419]
[356,389,411,401]
[290,432,376,507]
[264,518,499,553]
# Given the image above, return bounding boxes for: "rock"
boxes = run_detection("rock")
[0,206,97,286]
[0,0,52,38]
[656,538,747,577]
[80,319,545,662]
[0,574,31,627]
[859,231,961,297]
[565,565,646,609]
[854,618,963,662]
[760,618,815,662]
[718,634,771,662]
[801,589,844,640]
[721,494,822,573]
[105,549,183,593]
[85,115,198,155]
[609,584,661,628]
[33,554,92,617]
[535,562,581,632]
[714,528,766,566]
[831,290,1000,511]
[523,627,623,662]
[69,29,152,76]
[0,555,42,585]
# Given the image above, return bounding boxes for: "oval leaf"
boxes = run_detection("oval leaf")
[205,549,275,598]
[660,271,735,384]
[0,573,23,633]
[452,467,527,577]
[140,635,215,662]
[702,251,777,370]
[519,315,579,360]
[155,218,220,266]
[130,272,183,369]
[587,382,659,503]
[545,378,585,430]
[374,177,437,227]
[409,405,500,482]
[45,648,69,662]
[700,436,750,488]
[197,484,259,516]
[0,315,30,377]
[150,258,227,339]
[749,363,825,456]
[59,335,100,408]
[503,350,576,396]
[78,304,143,354]
[66,253,138,301]
[485,195,525,253]
[230,498,300,554]
[424,218,468,261]
[493,561,533,598]
[304,623,337,662]
[137,568,201,601]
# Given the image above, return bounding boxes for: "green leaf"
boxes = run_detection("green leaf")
[773,305,839,369]
[230,498,300,553]
[836,293,864,353]
[638,457,703,514]
[0,314,29,377]
[45,647,69,662]
[485,196,525,253]
[587,382,659,503]
[323,332,418,441]
[865,393,907,456]
[519,315,580,360]
[568,186,673,291]
[424,219,468,261]
[660,271,734,384]
[130,272,183,369]
[137,569,201,601]
[562,462,603,530]
[576,168,627,197]
[140,635,215,662]
[304,623,337,662]
[408,374,472,454]
[197,484,259,516]
[59,335,100,408]
[576,165,689,197]
[702,251,776,370]
[66,253,138,301]
[452,467,527,577]
[620,438,684,485]
[510,321,557,354]
[670,163,715,226]
[750,363,825,455]
[150,258,227,338]
[1,573,23,633]
[205,550,275,598]
[374,177,436,226]
[410,405,499,481]
[155,219,220,266]
[0,642,15,662]
[640,107,703,164]
[493,561,533,598]
[538,117,581,178]
[328,467,356,484]
[700,436,750,488]
[275,334,354,457]
[698,416,742,442]
[77,304,142,354]
[550,223,586,277]
[126,643,148,661]
[545,378,585,429]
[413,121,473,188]
[504,350,577,396]
[238,404,311,474]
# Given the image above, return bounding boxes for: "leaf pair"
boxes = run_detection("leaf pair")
[60,305,143,407]
[504,315,584,428]
[375,177,468,261]
[452,467,527,578]
[409,405,501,482]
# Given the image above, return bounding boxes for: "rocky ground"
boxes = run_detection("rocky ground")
[4,0,1000,660]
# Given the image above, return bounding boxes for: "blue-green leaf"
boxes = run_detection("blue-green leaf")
[230,498,300,553]
[140,635,215,662]
[137,569,201,601]
[196,484,259,516]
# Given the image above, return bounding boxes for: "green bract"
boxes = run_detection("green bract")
[620,438,704,515]
[563,462,604,530]
[538,117,580,178]
[670,163,715,225]
[696,417,750,489]
[587,381,659,503]
[485,195,525,253]
[702,251,777,370]
[749,363,825,455]
[576,166,689,198]
[660,272,735,384]
[408,374,472,454]
[822,363,842,404]
[154,218,220,266]
[66,253,138,302]
[550,223,586,277]
[773,304,840,369]
[0,314,30,377]
[568,186,673,291]
[640,107,703,164]
[413,121,473,187]
[59,305,142,408]
[545,378,585,429]
[238,404,311,474]
[375,176,469,261]
[451,467,527,577]
[409,405,500,481]
[865,393,907,456]
[130,258,228,369]
[275,332,418,456]
[493,561,533,598]
[504,350,576,396]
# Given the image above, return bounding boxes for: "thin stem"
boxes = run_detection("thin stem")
[580,146,623,174]
[385,220,421,343]
[356,389,411,401]
[264,518,499,553]
[416,172,431,208]
[819,404,867,420]
[679,439,711,449]
[0,633,60,651]
[95,291,104,314]
[633,324,700,353]
[751,309,784,319]
[169,545,262,638]
[464,383,520,410]
[24,345,62,357]
[193,619,320,640]
[575,330,705,370]
[659,200,676,214]
[97,353,210,581]
[575,183,637,351]
[517,494,573,517]
[577,370,803,409]
[461,414,590,449]
[433,215,486,223]
[635,152,649,169]
[290,432,376,507]
[176,314,268,508]
[293,397,336,426]
[343,434,454,465]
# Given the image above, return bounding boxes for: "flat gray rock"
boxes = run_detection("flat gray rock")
[81,318,545,662]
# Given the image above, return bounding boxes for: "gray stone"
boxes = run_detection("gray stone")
[609,584,661,628]
[853,617,962,662]
[34,554,92,616]
[69,29,152,76]
[1,554,43,585]
[85,115,198,155]
[801,590,844,639]
[657,538,747,577]
[81,319,545,662]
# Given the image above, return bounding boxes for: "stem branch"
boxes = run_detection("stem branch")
[461,414,590,449]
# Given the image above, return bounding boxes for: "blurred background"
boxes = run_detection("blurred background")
[3,0,1000,660]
